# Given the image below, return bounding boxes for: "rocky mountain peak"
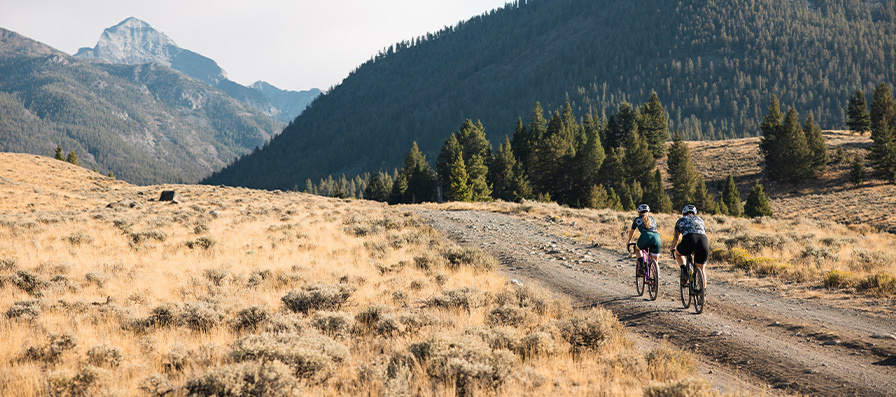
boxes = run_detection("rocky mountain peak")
[75,17,177,66]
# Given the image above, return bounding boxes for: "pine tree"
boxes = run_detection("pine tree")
[467,155,492,201]
[639,92,669,158]
[584,184,608,209]
[778,108,813,184]
[605,187,623,211]
[437,134,463,192]
[759,96,785,180]
[622,129,655,187]
[445,156,473,202]
[721,174,743,217]
[803,112,828,173]
[398,142,437,203]
[54,145,64,161]
[570,121,606,205]
[692,174,716,215]
[846,90,871,134]
[666,131,697,209]
[65,151,78,166]
[364,173,393,202]
[868,82,896,182]
[744,184,774,218]
[849,155,865,185]
[641,169,672,213]
[598,148,625,188]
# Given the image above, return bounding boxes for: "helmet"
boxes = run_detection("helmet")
[637,204,650,213]
[682,205,697,215]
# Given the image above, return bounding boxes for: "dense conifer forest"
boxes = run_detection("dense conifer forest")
[205,0,896,190]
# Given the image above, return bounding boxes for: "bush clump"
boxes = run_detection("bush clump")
[823,269,855,289]
[559,307,625,353]
[230,332,349,381]
[11,270,45,295]
[186,360,302,397]
[487,305,532,327]
[281,284,354,314]
[311,311,354,337]
[855,272,896,296]
[494,284,558,316]
[47,365,106,397]
[411,333,517,394]
[426,287,486,311]
[465,326,520,351]
[517,332,559,359]
[442,246,498,272]
[232,305,271,331]
[646,344,696,382]
[139,373,174,397]
[6,299,42,321]
[644,377,717,397]
[86,343,123,368]
[354,305,402,337]
[23,332,77,363]
[180,301,227,331]
[187,237,217,250]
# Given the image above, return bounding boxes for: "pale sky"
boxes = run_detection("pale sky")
[0,0,512,91]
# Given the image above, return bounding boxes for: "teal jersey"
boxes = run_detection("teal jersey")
[631,216,658,234]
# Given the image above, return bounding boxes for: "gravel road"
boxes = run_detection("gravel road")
[417,209,896,396]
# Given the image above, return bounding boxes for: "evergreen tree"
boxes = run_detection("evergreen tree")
[605,187,623,211]
[54,145,64,161]
[598,148,625,188]
[639,92,669,158]
[584,184,608,209]
[364,172,393,202]
[846,90,871,134]
[692,174,717,215]
[437,134,463,192]
[666,131,697,209]
[569,121,606,206]
[721,174,743,217]
[717,199,729,216]
[389,173,408,204]
[623,129,655,187]
[803,112,828,173]
[759,95,785,181]
[467,155,492,201]
[849,154,865,186]
[744,184,774,218]
[868,83,896,182]
[641,169,672,213]
[108,171,115,179]
[445,156,473,202]
[304,179,315,194]
[65,151,78,166]
[398,142,438,203]
[778,108,813,184]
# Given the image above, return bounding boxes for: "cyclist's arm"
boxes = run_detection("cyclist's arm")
[670,230,681,254]
[625,228,636,244]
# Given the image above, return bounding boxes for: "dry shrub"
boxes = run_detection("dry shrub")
[186,360,302,397]
[442,246,498,272]
[66,232,94,246]
[139,373,174,397]
[230,332,349,381]
[486,305,532,327]
[246,269,274,288]
[643,377,718,397]
[180,301,227,331]
[187,237,217,250]
[413,253,448,271]
[856,272,896,295]
[850,249,887,272]
[354,305,403,337]
[559,307,626,353]
[801,245,838,264]
[281,284,354,314]
[311,311,354,337]
[129,230,167,245]
[823,269,855,289]
[410,333,518,394]
[6,299,42,321]
[398,311,442,333]
[494,284,559,316]
[84,271,110,288]
[646,344,696,382]
[711,247,787,276]
[164,343,192,373]
[203,267,229,286]
[426,287,486,311]
[11,270,45,295]
[232,305,271,331]
[517,332,559,359]
[465,326,520,351]
[86,343,122,368]
[0,257,17,271]
[22,332,77,363]
[47,365,107,397]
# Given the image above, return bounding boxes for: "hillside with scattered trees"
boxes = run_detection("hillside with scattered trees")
[205,0,896,190]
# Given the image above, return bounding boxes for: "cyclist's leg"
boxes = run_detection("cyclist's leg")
[693,235,710,291]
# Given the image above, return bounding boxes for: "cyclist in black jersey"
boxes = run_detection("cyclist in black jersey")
[670,205,710,291]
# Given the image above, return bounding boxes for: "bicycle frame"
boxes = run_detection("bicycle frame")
[628,243,658,300]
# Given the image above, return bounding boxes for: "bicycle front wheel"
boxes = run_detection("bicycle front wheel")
[679,266,691,309]
[694,267,705,314]
[647,259,659,301]
[635,261,645,296]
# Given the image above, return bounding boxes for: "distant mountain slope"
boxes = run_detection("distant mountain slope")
[250,81,321,123]
[204,0,896,190]
[0,27,281,184]
[75,17,318,123]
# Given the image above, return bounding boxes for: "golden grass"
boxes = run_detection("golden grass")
[0,153,710,396]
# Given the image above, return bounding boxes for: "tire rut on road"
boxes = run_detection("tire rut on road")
[418,209,896,396]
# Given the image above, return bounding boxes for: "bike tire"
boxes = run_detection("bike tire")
[635,261,645,296]
[647,259,659,301]
[694,266,705,314]
[679,265,691,309]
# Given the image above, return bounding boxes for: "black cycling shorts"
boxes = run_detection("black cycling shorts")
[677,233,709,264]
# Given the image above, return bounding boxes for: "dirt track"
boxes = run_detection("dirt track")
[417,209,896,396]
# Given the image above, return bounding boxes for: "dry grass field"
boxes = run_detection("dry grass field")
[0,154,715,396]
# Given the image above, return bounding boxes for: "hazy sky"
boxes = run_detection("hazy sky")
[0,0,511,91]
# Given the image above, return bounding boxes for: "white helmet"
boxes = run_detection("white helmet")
[637,204,650,213]
[682,205,697,215]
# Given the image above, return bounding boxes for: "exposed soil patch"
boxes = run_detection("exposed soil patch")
[419,209,896,396]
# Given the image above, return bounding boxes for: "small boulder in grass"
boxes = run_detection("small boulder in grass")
[159,191,181,203]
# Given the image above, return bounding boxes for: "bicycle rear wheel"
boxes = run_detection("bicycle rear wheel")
[635,260,645,296]
[694,267,705,314]
[647,259,659,301]
[679,265,691,309]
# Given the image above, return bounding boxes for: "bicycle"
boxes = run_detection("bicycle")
[628,243,658,301]
[677,252,705,314]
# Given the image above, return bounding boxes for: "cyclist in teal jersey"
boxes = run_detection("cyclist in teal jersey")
[625,204,662,266]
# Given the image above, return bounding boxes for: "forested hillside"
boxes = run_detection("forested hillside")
[0,28,282,184]
[205,0,896,191]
